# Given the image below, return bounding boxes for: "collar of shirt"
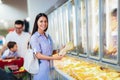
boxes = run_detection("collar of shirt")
[35,32,49,38]
[9,50,15,54]
[13,31,24,36]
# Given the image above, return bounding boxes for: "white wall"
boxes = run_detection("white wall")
[27,0,59,32]
[0,0,28,29]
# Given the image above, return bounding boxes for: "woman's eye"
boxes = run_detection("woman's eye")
[40,21,43,23]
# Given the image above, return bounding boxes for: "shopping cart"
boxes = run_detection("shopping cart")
[0,57,31,80]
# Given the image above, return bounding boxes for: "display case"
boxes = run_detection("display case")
[54,68,74,80]
[48,0,120,79]
[54,56,120,80]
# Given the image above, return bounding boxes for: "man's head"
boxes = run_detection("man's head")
[14,20,24,34]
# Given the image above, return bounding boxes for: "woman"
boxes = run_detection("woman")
[30,13,63,80]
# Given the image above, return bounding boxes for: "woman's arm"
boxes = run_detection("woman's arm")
[35,52,63,60]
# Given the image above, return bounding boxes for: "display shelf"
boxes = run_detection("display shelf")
[54,68,74,80]
[68,54,120,72]
[54,55,120,80]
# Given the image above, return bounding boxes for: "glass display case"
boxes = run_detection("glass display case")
[54,56,120,80]
[54,68,74,80]
[48,0,120,76]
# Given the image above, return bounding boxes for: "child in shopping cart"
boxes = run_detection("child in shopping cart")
[1,41,18,59]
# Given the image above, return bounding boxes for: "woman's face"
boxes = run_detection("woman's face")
[37,16,48,32]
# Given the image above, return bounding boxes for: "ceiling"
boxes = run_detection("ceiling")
[2,0,28,13]
[2,0,68,14]
[0,0,68,29]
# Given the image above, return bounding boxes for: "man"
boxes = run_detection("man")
[0,20,31,58]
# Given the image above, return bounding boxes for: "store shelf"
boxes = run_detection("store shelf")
[54,55,120,80]
[54,68,74,80]
[68,54,120,72]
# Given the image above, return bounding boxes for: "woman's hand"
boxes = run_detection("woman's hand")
[53,54,64,60]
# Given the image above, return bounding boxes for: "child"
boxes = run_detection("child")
[1,41,18,59]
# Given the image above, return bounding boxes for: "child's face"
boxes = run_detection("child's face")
[12,44,18,52]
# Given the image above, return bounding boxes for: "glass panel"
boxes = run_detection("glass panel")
[88,0,99,57]
[58,8,64,47]
[48,13,56,49]
[75,0,82,54]
[48,15,51,34]
[77,0,87,55]
[68,0,77,54]
[62,4,69,45]
[48,13,53,39]
[52,12,57,49]
[69,1,75,44]
[103,0,118,61]
[54,10,59,49]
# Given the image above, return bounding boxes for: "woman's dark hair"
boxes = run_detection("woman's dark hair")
[7,41,17,49]
[31,13,48,35]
